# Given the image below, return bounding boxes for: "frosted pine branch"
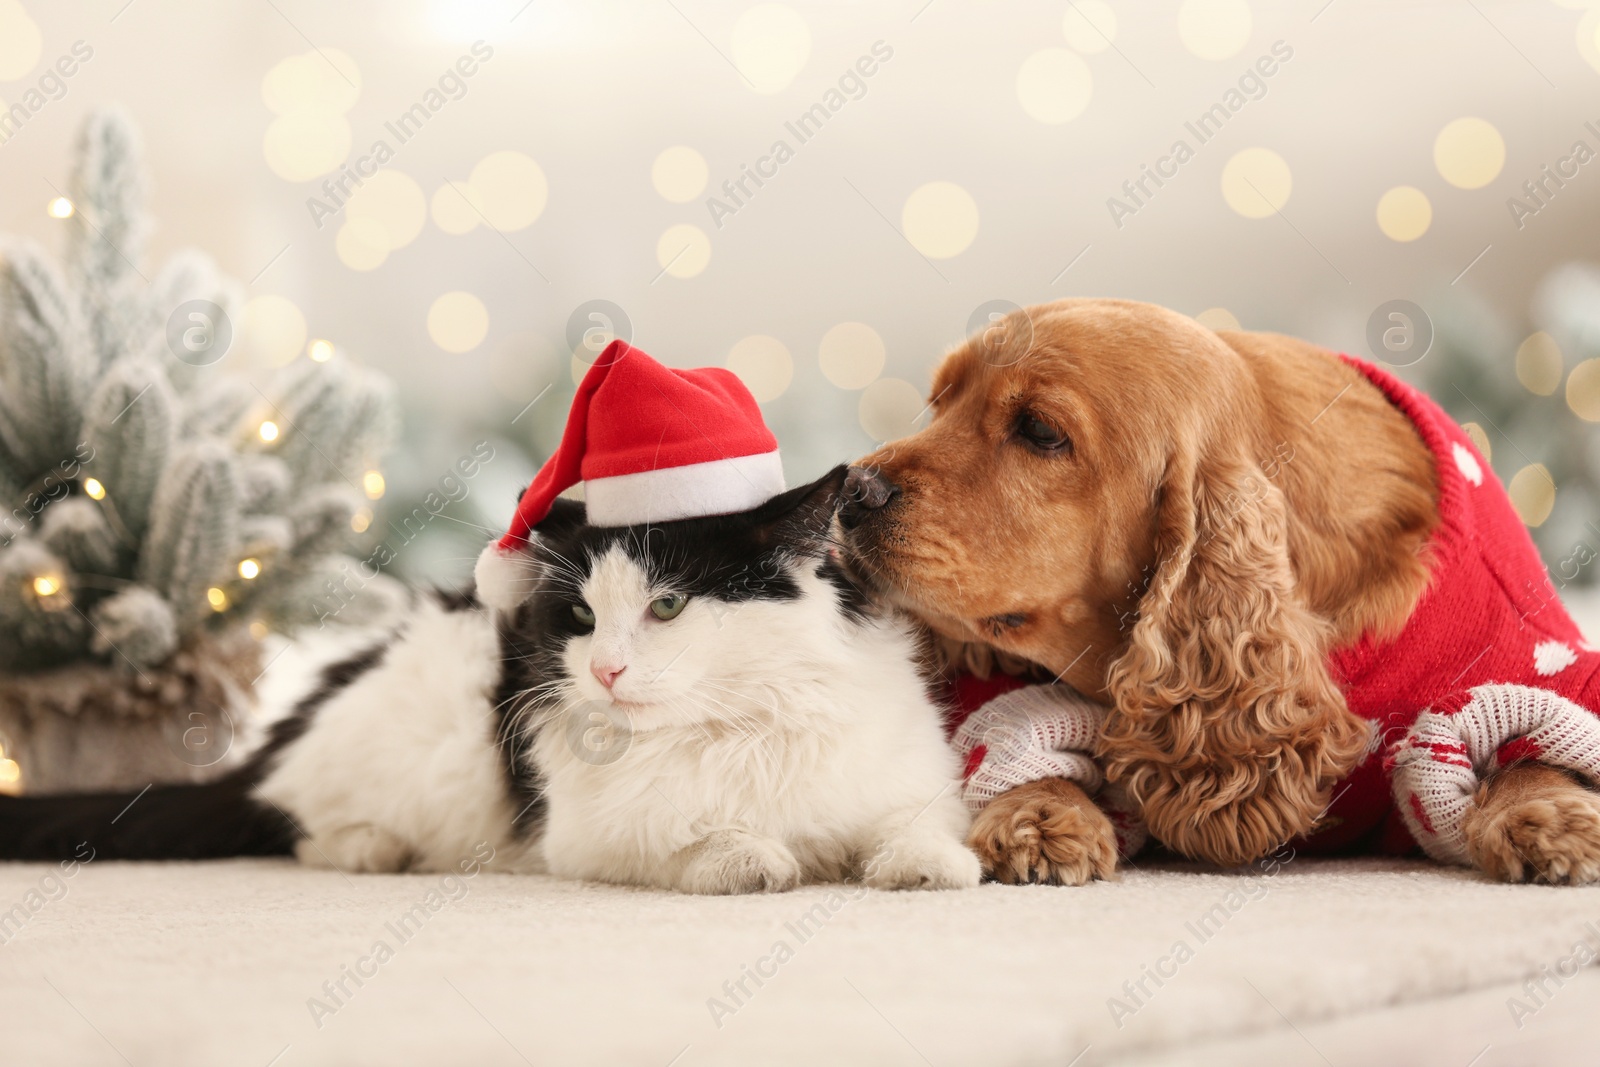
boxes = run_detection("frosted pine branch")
[67,106,149,371]
[137,440,240,626]
[0,242,91,475]
[82,359,175,539]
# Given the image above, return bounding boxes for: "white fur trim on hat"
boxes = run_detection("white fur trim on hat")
[584,450,784,527]
[474,541,541,617]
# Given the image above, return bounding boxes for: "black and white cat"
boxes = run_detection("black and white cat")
[0,470,979,894]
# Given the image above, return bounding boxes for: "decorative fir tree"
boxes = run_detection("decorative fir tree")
[0,107,404,792]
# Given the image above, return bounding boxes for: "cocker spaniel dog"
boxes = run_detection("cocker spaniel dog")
[840,298,1600,886]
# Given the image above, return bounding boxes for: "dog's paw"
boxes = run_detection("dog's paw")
[863,832,982,891]
[677,829,802,895]
[1464,764,1600,886]
[298,823,413,873]
[968,777,1118,886]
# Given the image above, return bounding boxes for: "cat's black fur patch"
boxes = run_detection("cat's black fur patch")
[493,622,547,836]
[252,641,392,769]
[816,557,872,622]
[431,584,479,613]
[531,466,850,621]
[0,773,297,861]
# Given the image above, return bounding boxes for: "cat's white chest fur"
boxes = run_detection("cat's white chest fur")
[531,556,978,894]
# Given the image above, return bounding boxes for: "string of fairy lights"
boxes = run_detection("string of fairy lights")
[16,197,389,660]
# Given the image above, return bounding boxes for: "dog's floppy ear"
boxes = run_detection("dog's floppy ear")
[1097,438,1372,866]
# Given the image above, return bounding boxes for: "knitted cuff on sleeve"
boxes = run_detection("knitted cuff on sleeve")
[1386,683,1600,865]
[951,684,1105,812]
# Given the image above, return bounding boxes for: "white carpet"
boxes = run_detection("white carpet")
[3,855,1599,1066]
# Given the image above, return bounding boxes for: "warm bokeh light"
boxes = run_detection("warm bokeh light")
[655,224,712,279]
[818,322,886,390]
[261,49,361,116]
[469,152,548,231]
[1177,0,1253,61]
[345,170,428,252]
[1016,49,1093,124]
[262,111,352,183]
[258,420,280,443]
[31,575,60,597]
[726,335,793,402]
[902,182,979,259]
[1515,332,1563,396]
[336,218,390,272]
[1196,308,1241,331]
[363,470,386,499]
[1062,0,1117,53]
[83,477,106,500]
[47,196,74,219]
[237,558,261,580]
[241,295,308,367]
[1567,359,1600,421]
[308,339,335,363]
[1376,186,1432,242]
[426,292,490,353]
[1508,464,1556,527]
[431,181,486,235]
[207,587,230,611]
[859,378,927,442]
[1434,117,1505,190]
[1222,148,1292,218]
[730,4,811,94]
[1461,422,1491,463]
[651,146,710,203]
[0,0,43,80]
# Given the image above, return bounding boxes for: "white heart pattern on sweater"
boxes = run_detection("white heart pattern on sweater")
[1452,442,1483,487]
[1534,640,1578,676]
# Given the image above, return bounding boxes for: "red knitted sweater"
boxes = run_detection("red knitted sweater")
[1310,357,1598,853]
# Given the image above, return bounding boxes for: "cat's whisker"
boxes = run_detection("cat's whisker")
[695,679,833,747]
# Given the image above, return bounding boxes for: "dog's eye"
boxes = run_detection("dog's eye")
[1016,412,1071,454]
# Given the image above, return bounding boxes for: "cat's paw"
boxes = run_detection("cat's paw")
[863,831,982,891]
[676,829,802,895]
[297,824,413,873]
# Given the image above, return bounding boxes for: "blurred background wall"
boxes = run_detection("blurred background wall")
[2,0,1596,589]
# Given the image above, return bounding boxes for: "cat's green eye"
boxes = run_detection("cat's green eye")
[571,603,596,627]
[650,594,688,621]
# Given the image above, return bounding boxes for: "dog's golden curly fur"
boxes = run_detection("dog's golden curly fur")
[1099,432,1371,867]
[841,298,1590,880]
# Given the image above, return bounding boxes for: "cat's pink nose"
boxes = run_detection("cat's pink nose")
[591,662,626,690]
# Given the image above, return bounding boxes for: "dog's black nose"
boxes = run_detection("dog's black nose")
[839,466,900,529]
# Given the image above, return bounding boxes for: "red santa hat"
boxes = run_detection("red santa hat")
[475,339,784,613]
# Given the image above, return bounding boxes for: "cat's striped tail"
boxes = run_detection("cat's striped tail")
[0,768,295,860]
